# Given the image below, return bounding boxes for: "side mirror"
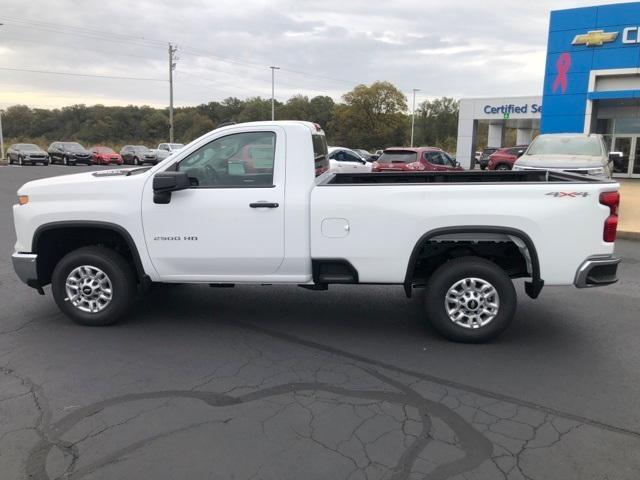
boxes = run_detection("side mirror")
[153,171,191,204]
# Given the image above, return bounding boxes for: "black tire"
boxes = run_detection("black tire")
[480,165,487,170]
[63,156,68,166]
[18,156,24,166]
[424,256,516,343]
[51,246,137,326]
[134,157,140,166]
[496,164,511,171]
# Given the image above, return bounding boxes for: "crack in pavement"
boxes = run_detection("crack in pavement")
[23,367,492,480]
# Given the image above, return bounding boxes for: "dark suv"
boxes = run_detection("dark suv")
[47,142,93,166]
[120,145,158,165]
[478,147,498,170]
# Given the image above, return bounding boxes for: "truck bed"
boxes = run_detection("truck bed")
[320,170,612,185]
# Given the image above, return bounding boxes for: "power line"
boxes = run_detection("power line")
[0,67,166,82]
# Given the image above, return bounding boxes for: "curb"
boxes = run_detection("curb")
[618,230,640,241]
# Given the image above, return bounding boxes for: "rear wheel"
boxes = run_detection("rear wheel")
[51,246,137,326]
[496,164,511,171]
[424,257,516,343]
[134,157,140,165]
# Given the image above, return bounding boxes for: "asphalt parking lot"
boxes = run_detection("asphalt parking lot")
[1,165,639,480]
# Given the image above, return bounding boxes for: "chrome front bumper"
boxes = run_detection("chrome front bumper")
[12,252,38,286]
[574,255,621,288]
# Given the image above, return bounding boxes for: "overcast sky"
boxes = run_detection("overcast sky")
[0,0,632,109]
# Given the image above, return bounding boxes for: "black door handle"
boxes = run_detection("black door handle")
[249,202,279,208]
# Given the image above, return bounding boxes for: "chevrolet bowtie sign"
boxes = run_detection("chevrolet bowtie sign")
[572,30,618,46]
[572,27,640,47]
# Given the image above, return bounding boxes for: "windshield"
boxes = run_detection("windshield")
[134,146,150,152]
[95,147,115,153]
[63,142,85,151]
[527,136,603,156]
[16,144,40,151]
[378,151,417,163]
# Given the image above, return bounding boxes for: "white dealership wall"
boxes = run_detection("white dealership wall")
[456,96,542,168]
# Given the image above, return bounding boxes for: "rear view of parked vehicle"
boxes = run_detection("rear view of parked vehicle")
[328,147,372,173]
[487,146,528,171]
[372,147,462,172]
[7,144,49,166]
[120,145,158,165]
[91,146,123,165]
[155,143,185,161]
[48,142,93,166]
[513,134,615,178]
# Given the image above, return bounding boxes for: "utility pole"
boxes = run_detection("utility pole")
[0,109,4,161]
[410,89,420,147]
[168,43,178,143]
[270,66,280,121]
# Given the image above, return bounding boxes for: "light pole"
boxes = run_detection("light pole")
[168,43,178,143]
[410,88,420,147]
[0,109,5,162]
[270,66,280,121]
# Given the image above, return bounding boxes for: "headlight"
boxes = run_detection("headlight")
[587,167,605,176]
[18,195,29,205]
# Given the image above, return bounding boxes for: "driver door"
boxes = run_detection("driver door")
[141,127,285,280]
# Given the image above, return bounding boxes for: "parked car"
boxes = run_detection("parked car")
[47,142,93,166]
[486,146,528,171]
[12,121,621,343]
[91,146,123,166]
[478,147,499,170]
[354,149,376,161]
[513,134,616,178]
[120,145,158,165]
[155,143,185,161]
[372,147,463,172]
[328,147,372,173]
[7,144,49,166]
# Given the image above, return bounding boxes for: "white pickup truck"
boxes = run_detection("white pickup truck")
[12,121,622,342]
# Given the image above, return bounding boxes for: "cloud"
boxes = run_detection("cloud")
[0,0,633,108]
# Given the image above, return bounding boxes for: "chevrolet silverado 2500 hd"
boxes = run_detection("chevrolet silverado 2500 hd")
[12,121,621,342]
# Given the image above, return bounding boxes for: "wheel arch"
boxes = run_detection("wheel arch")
[32,221,147,286]
[404,226,543,299]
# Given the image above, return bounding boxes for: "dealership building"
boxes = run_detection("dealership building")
[456,2,640,178]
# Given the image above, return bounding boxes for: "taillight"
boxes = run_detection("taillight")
[600,191,620,242]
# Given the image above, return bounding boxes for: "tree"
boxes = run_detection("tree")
[328,81,407,149]
[414,97,459,151]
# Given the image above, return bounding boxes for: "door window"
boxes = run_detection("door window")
[425,152,444,165]
[177,131,276,188]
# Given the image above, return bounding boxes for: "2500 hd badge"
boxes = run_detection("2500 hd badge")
[153,236,198,241]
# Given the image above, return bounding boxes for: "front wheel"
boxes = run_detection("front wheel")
[496,164,511,171]
[51,246,137,326]
[424,257,516,343]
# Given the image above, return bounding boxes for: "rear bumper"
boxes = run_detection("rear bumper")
[12,252,38,287]
[574,255,621,288]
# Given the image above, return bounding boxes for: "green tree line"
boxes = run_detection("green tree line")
[2,81,460,153]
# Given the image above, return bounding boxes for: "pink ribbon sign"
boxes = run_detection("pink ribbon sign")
[552,52,571,94]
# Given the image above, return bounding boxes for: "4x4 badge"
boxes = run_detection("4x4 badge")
[546,192,589,198]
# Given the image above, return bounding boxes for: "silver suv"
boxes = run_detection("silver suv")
[513,133,621,179]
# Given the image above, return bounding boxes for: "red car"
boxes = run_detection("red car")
[372,147,463,172]
[91,146,124,165]
[486,145,528,171]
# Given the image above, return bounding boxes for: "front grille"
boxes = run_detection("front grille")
[28,154,46,159]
